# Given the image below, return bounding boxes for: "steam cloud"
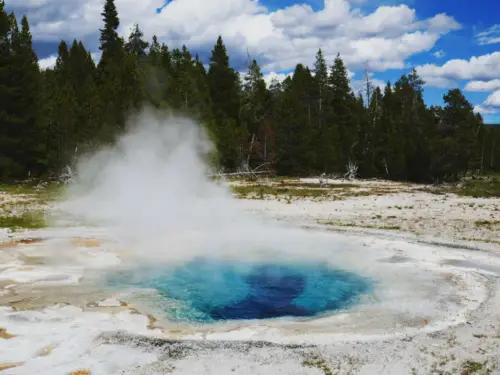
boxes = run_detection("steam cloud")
[60,107,288,265]
[55,107,455,326]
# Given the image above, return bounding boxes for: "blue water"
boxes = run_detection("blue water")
[108,258,372,323]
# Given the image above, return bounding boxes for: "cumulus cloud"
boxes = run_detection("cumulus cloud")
[474,90,500,115]
[464,79,500,92]
[351,71,386,97]
[38,54,58,70]
[476,24,500,45]
[416,52,500,88]
[484,90,500,107]
[11,0,460,74]
[474,104,499,115]
[262,71,294,87]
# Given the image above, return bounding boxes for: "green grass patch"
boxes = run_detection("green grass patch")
[0,211,47,230]
[474,220,500,228]
[418,174,500,198]
[0,182,63,202]
[452,176,500,198]
[473,333,488,338]
[341,188,394,197]
[232,185,331,198]
[460,360,492,375]
[302,356,335,375]
[278,182,360,189]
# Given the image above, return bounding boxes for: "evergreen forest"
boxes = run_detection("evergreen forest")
[1,0,499,183]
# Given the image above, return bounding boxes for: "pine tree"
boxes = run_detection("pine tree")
[359,86,383,176]
[97,0,123,80]
[208,36,241,122]
[97,0,128,139]
[122,26,148,112]
[143,36,168,107]
[329,53,357,169]
[125,24,149,58]
[80,73,100,151]
[207,36,242,169]
[149,36,161,62]
[392,69,432,181]
[7,14,43,176]
[430,88,484,181]
[39,40,80,168]
[309,50,335,172]
[192,54,214,122]
[276,64,316,175]
[313,49,328,127]
[379,82,404,179]
[0,1,15,178]
[241,59,271,166]
[99,0,120,59]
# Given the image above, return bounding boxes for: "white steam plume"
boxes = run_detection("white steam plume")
[54,107,464,331]
[60,107,284,264]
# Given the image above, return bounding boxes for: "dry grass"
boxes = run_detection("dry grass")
[147,314,158,329]
[70,238,101,248]
[318,220,401,231]
[0,362,24,371]
[0,328,15,339]
[0,238,44,248]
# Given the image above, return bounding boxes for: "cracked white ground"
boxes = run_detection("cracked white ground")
[1,178,500,375]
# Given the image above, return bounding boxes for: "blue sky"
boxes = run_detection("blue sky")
[8,0,500,123]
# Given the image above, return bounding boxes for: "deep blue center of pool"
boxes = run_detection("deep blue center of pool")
[108,258,371,322]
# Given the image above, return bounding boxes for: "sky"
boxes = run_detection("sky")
[6,0,500,123]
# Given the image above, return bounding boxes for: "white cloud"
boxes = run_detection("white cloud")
[422,76,456,89]
[474,104,499,115]
[464,79,500,92]
[13,0,460,74]
[474,90,500,115]
[351,76,386,98]
[474,105,493,114]
[262,71,294,87]
[432,49,445,58]
[484,90,500,107]
[38,54,57,70]
[7,0,52,6]
[416,52,500,88]
[476,24,500,45]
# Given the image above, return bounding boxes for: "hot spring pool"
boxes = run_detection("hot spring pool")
[108,258,372,323]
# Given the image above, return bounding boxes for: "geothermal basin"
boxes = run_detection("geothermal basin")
[1,112,500,374]
[107,258,372,322]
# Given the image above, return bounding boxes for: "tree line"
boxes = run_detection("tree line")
[1,0,499,182]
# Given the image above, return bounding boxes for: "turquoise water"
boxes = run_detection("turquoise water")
[108,258,372,323]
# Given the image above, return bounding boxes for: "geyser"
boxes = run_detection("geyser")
[60,107,376,326]
[109,258,371,322]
